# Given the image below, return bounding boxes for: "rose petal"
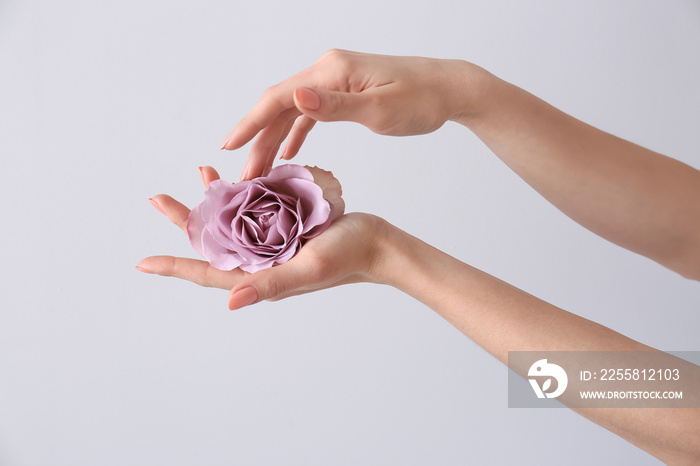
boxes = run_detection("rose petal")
[210,184,267,247]
[266,164,315,183]
[306,165,345,221]
[187,203,206,257]
[281,178,331,235]
[200,179,246,223]
[265,225,284,246]
[201,228,243,271]
[276,205,297,242]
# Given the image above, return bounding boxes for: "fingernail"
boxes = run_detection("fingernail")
[149,198,165,215]
[228,286,258,310]
[220,134,231,150]
[199,166,206,186]
[295,87,321,111]
[135,265,154,274]
[240,159,251,181]
[279,146,287,160]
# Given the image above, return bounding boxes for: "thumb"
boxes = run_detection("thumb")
[227,261,309,310]
[293,87,372,124]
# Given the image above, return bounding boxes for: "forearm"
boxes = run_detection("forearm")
[372,218,648,359]
[450,65,700,280]
[370,218,700,463]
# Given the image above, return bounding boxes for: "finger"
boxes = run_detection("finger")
[265,275,363,302]
[266,116,296,168]
[257,115,296,178]
[221,97,290,151]
[242,108,299,180]
[280,115,317,160]
[221,71,313,151]
[199,166,221,189]
[226,259,315,310]
[149,194,190,234]
[220,50,376,152]
[137,256,245,290]
[293,87,378,126]
[226,261,363,310]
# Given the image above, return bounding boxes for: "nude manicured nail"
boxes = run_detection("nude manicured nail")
[229,286,258,310]
[149,198,165,215]
[240,159,251,181]
[295,87,321,111]
[135,265,154,274]
[220,134,232,150]
[199,166,206,186]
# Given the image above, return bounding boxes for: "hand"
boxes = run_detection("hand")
[221,49,485,180]
[137,166,384,310]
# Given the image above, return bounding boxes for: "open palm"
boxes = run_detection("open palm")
[138,166,381,309]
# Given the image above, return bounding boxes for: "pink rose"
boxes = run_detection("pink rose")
[187,164,344,273]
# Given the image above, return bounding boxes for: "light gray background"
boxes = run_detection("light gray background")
[1,0,699,465]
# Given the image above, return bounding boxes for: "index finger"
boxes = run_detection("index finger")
[220,70,312,151]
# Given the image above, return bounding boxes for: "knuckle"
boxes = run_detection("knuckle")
[319,48,345,61]
[261,84,278,99]
[323,92,347,116]
[260,276,286,300]
[201,266,216,288]
[365,95,395,133]
[318,49,354,75]
[251,136,274,153]
[169,257,187,278]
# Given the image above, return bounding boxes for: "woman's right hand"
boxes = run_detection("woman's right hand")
[137,166,390,310]
[220,49,487,180]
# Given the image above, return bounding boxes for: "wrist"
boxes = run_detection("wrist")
[365,217,439,293]
[445,60,500,128]
[338,213,399,286]
[362,215,394,285]
[363,216,415,287]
